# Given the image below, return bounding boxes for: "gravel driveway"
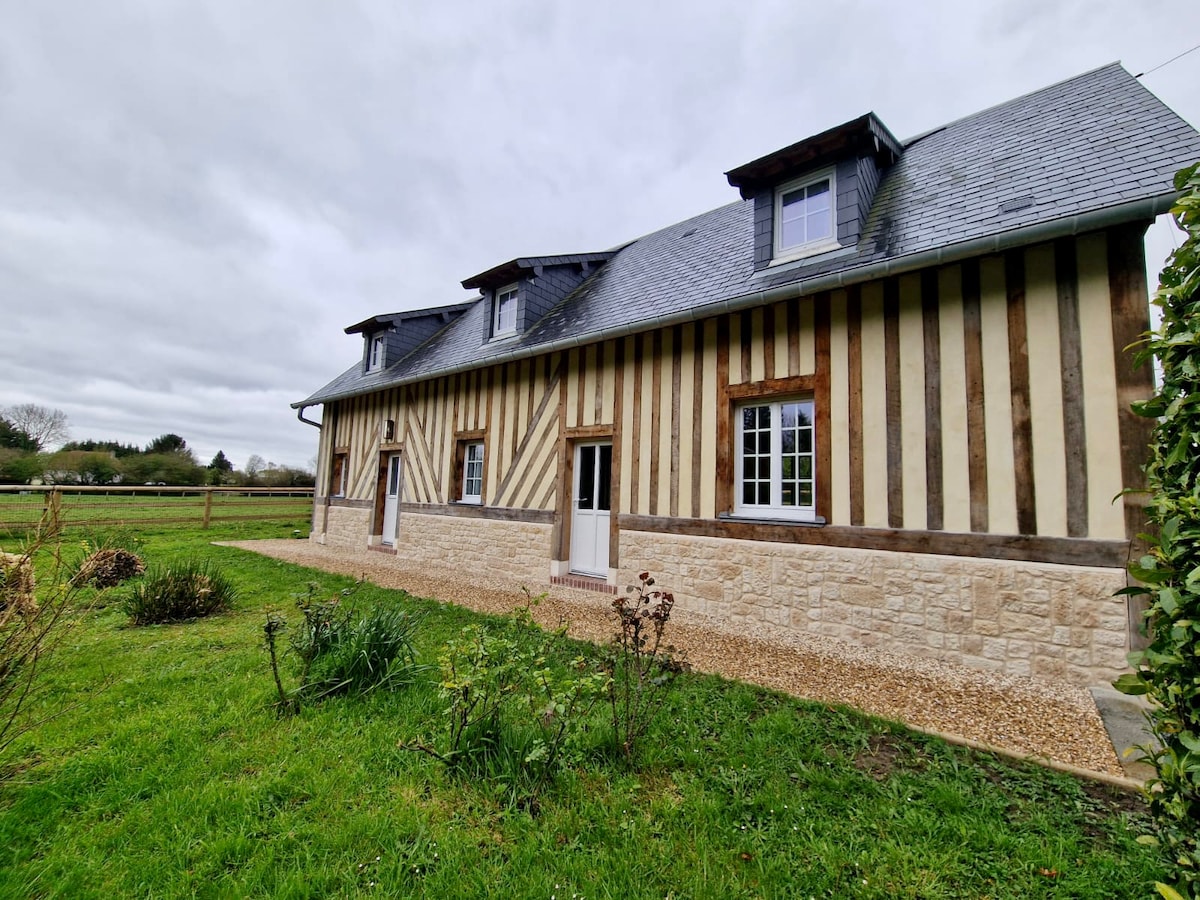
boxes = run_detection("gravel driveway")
[221,539,1126,779]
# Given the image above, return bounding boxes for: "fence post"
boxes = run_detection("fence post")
[202,489,213,529]
[47,488,62,537]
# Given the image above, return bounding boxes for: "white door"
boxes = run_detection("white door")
[381,452,402,546]
[570,442,611,577]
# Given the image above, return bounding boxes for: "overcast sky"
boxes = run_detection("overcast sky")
[1,2,1197,472]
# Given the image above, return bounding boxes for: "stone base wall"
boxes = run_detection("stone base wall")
[396,513,552,583]
[315,505,373,550]
[620,530,1129,687]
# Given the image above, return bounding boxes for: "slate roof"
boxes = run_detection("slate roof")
[297,63,1200,408]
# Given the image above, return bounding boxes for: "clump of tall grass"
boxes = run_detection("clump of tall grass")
[265,585,423,713]
[123,559,235,624]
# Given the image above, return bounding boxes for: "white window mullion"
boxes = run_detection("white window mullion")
[770,403,783,509]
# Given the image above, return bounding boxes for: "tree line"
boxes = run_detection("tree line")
[0,404,313,487]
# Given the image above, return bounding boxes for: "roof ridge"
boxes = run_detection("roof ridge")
[902,61,1125,146]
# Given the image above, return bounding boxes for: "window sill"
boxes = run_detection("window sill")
[453,498,483,506]
[719,512,826,527]
[754,244,855,280]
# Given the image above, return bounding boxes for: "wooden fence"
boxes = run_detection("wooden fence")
[0,485,314,533]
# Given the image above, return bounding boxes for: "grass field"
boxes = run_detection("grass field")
[0,520,1165,898]
[0,489,313,533]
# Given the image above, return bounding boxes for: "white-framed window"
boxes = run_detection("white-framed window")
[774,170,837,260]
[735,397,816,520]
[367,334,386,372]
[493,283,518,337]
[462,441,484,503]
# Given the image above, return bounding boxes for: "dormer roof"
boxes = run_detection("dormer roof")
[344,302,475,335]
[461,252,617,291]
[725,113,903,200]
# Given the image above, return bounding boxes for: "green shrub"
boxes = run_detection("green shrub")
[406,612,606,807]
[123,559,235,624]
[1114,161,1200,900]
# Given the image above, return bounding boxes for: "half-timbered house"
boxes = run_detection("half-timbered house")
[295,64,1200,688]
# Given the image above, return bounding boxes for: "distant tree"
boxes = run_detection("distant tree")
[258,463,317,488]
[210,450,233,473]
[145,433,188,455]
[244,454,266,485]
[208,450,233,485]
[0,417,37,453]
[60,439,140,457]
[42,451,121,486]
[122,453,205,486]
[0,448,43,484]
[2,404,68,451]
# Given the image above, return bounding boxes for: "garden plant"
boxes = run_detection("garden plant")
[1115,161,1200,900]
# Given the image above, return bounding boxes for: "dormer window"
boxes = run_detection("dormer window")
[367,334,385,372]
[725,114,902,272]
[493,284,518,337]
[774,169,837,260]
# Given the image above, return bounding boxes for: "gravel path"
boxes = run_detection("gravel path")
[221,539,1125,778]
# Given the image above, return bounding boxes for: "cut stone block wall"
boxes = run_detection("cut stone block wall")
[316,505,373,550]
[396,513,552,583]
[620,530,1129,687]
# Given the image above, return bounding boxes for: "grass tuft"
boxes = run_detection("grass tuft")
[122,558,235,624]
[298,600,424,701]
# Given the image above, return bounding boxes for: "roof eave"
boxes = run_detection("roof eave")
[725,112,903,200]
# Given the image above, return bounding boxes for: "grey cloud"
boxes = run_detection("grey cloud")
[1,0,1198,470]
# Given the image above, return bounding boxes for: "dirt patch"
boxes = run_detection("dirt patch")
[219,539,1128,779]
[853,733,930,782]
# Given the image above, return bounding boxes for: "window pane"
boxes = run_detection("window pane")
[782,481,795,506]
[757,432,769,454]
[757,406,771,428]
[743,407,757,430]
[757,483,769,505]
[799,456,812,478]
[743,458,756,480]
[743,431,756,453]
[577,446,595,510]
[388,457,400,495]
[598,445,612,511]
[743,483,755,505]
[800,484,813,506]
[782,456,794,479]
[780,219,806,248]
[807,211,831,241]
[781,188,806,210]
[782,428,795,454]
[495,287,518,334]
[757,458,770,480]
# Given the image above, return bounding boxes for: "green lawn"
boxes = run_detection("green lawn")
[0,491,313,533]
[0,521,1164,898]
